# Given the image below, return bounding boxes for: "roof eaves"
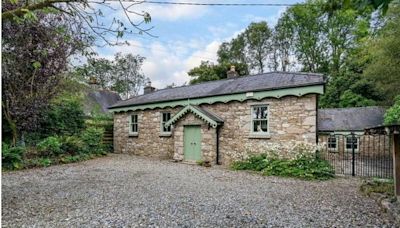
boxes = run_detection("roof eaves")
[109,82,325,110]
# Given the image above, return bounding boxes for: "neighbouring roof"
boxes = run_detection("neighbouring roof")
[318,106,387,132]
[86,90,121,114]
[165,105,224,128]
[110,71,324,109]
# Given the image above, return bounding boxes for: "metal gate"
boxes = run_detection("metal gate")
[318,133,393,178]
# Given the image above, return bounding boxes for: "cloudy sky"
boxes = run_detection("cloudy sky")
[96,0,301,89]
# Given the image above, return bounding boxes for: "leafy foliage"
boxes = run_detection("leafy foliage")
[363,6,400,104]
[2,12,87,145]
[218,21,273,73]
[37,136,63,156]
[40,96,85,136]
[2,143,25,170]
[76,52,147,99]
[231,153,335,180]
[60,136,86,155]
[2,0,153,46]
[188,61,249,84]
[384,95,400,125]
[81,127,105,154]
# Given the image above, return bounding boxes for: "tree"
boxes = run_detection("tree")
[324,0,396,15]
[111,53,147,99]
[279,0,371,74]
[2,13,86,145]
[78,58,114,89]
[363,5,400,104]
[75,53,147,98]
[217,35,247,69]
[384,95,400,125]
[2,0,153,46]
[243,22,273,73]
[188,61,249,84]
[271,14,294,71]
[217,21,273,73]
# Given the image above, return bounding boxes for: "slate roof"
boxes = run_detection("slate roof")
[318,107,387,132]
[87,90,121,113]
[192,106,224,123]
[110,71,324,109]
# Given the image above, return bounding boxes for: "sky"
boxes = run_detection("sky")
[96,0,302,90]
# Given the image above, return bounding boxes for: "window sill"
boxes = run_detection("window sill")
[128,133,138,137]
[248,133,271,139]
[159,132,172,137]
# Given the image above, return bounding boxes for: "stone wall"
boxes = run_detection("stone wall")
[113,94,318,165]
[318,134,391,157]
[113,107,178,159]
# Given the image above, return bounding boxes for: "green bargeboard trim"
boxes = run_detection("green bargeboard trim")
[110,85,324,113]
[164,105,219,128]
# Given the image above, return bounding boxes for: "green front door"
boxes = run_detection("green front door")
[184,125,202,161]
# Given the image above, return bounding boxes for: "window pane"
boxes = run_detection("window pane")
[346,137,358,149]
[161,112,171,132]
[260,107,268,119]
[260,120,268,132]
[252,106,268,119]
[253,120,259,132]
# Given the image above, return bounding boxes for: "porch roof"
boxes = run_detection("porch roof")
[165,105,223,128]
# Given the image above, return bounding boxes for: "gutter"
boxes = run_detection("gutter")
[108,83,325,110]
[216,125,221,165]
[316,94,319,144]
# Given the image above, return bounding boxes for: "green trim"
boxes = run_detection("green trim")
[165,105,219,128]
[110,85,324,113]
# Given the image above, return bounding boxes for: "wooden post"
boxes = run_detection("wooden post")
[393,133,400,201]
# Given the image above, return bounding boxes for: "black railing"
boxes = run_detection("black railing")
[319,133,393,179]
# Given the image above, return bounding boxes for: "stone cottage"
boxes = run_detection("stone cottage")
[109,69,325,165]
[318,106,388,156]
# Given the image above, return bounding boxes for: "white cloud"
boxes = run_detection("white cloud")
[242,7,287,27]
[97,37,222,91]
[119,1,209,22]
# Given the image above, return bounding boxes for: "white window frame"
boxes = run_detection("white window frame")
[250,105,269,135]
[160,112,172,136]
[345,136,359,153]
[129,114,138,136]
[327,135,338,153]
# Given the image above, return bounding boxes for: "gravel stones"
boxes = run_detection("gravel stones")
[2,154,395,227]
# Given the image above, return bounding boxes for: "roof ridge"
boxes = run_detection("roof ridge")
[118,71,324,103]
[319,106,386,111]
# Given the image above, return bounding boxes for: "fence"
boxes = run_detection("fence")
[318,133,393,179]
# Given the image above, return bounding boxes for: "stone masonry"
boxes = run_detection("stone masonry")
[113,94,318,165]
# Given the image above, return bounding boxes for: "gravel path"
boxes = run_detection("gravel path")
[2,154,394,227]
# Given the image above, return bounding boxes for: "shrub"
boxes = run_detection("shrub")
[2,143,25,170]
[28,157,52,167]
[41,96,85,136]
[81,127,105,154]
[384,95,400,125]
[231,153,335,180]
[60,135,85,155]
[360,179,394,197]
[37,136,63,156]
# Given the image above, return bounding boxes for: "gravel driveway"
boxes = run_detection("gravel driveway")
[2,154,394,227]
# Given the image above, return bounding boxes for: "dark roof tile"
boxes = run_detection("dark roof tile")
[110,71,324,109]
[318,107,387,131]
